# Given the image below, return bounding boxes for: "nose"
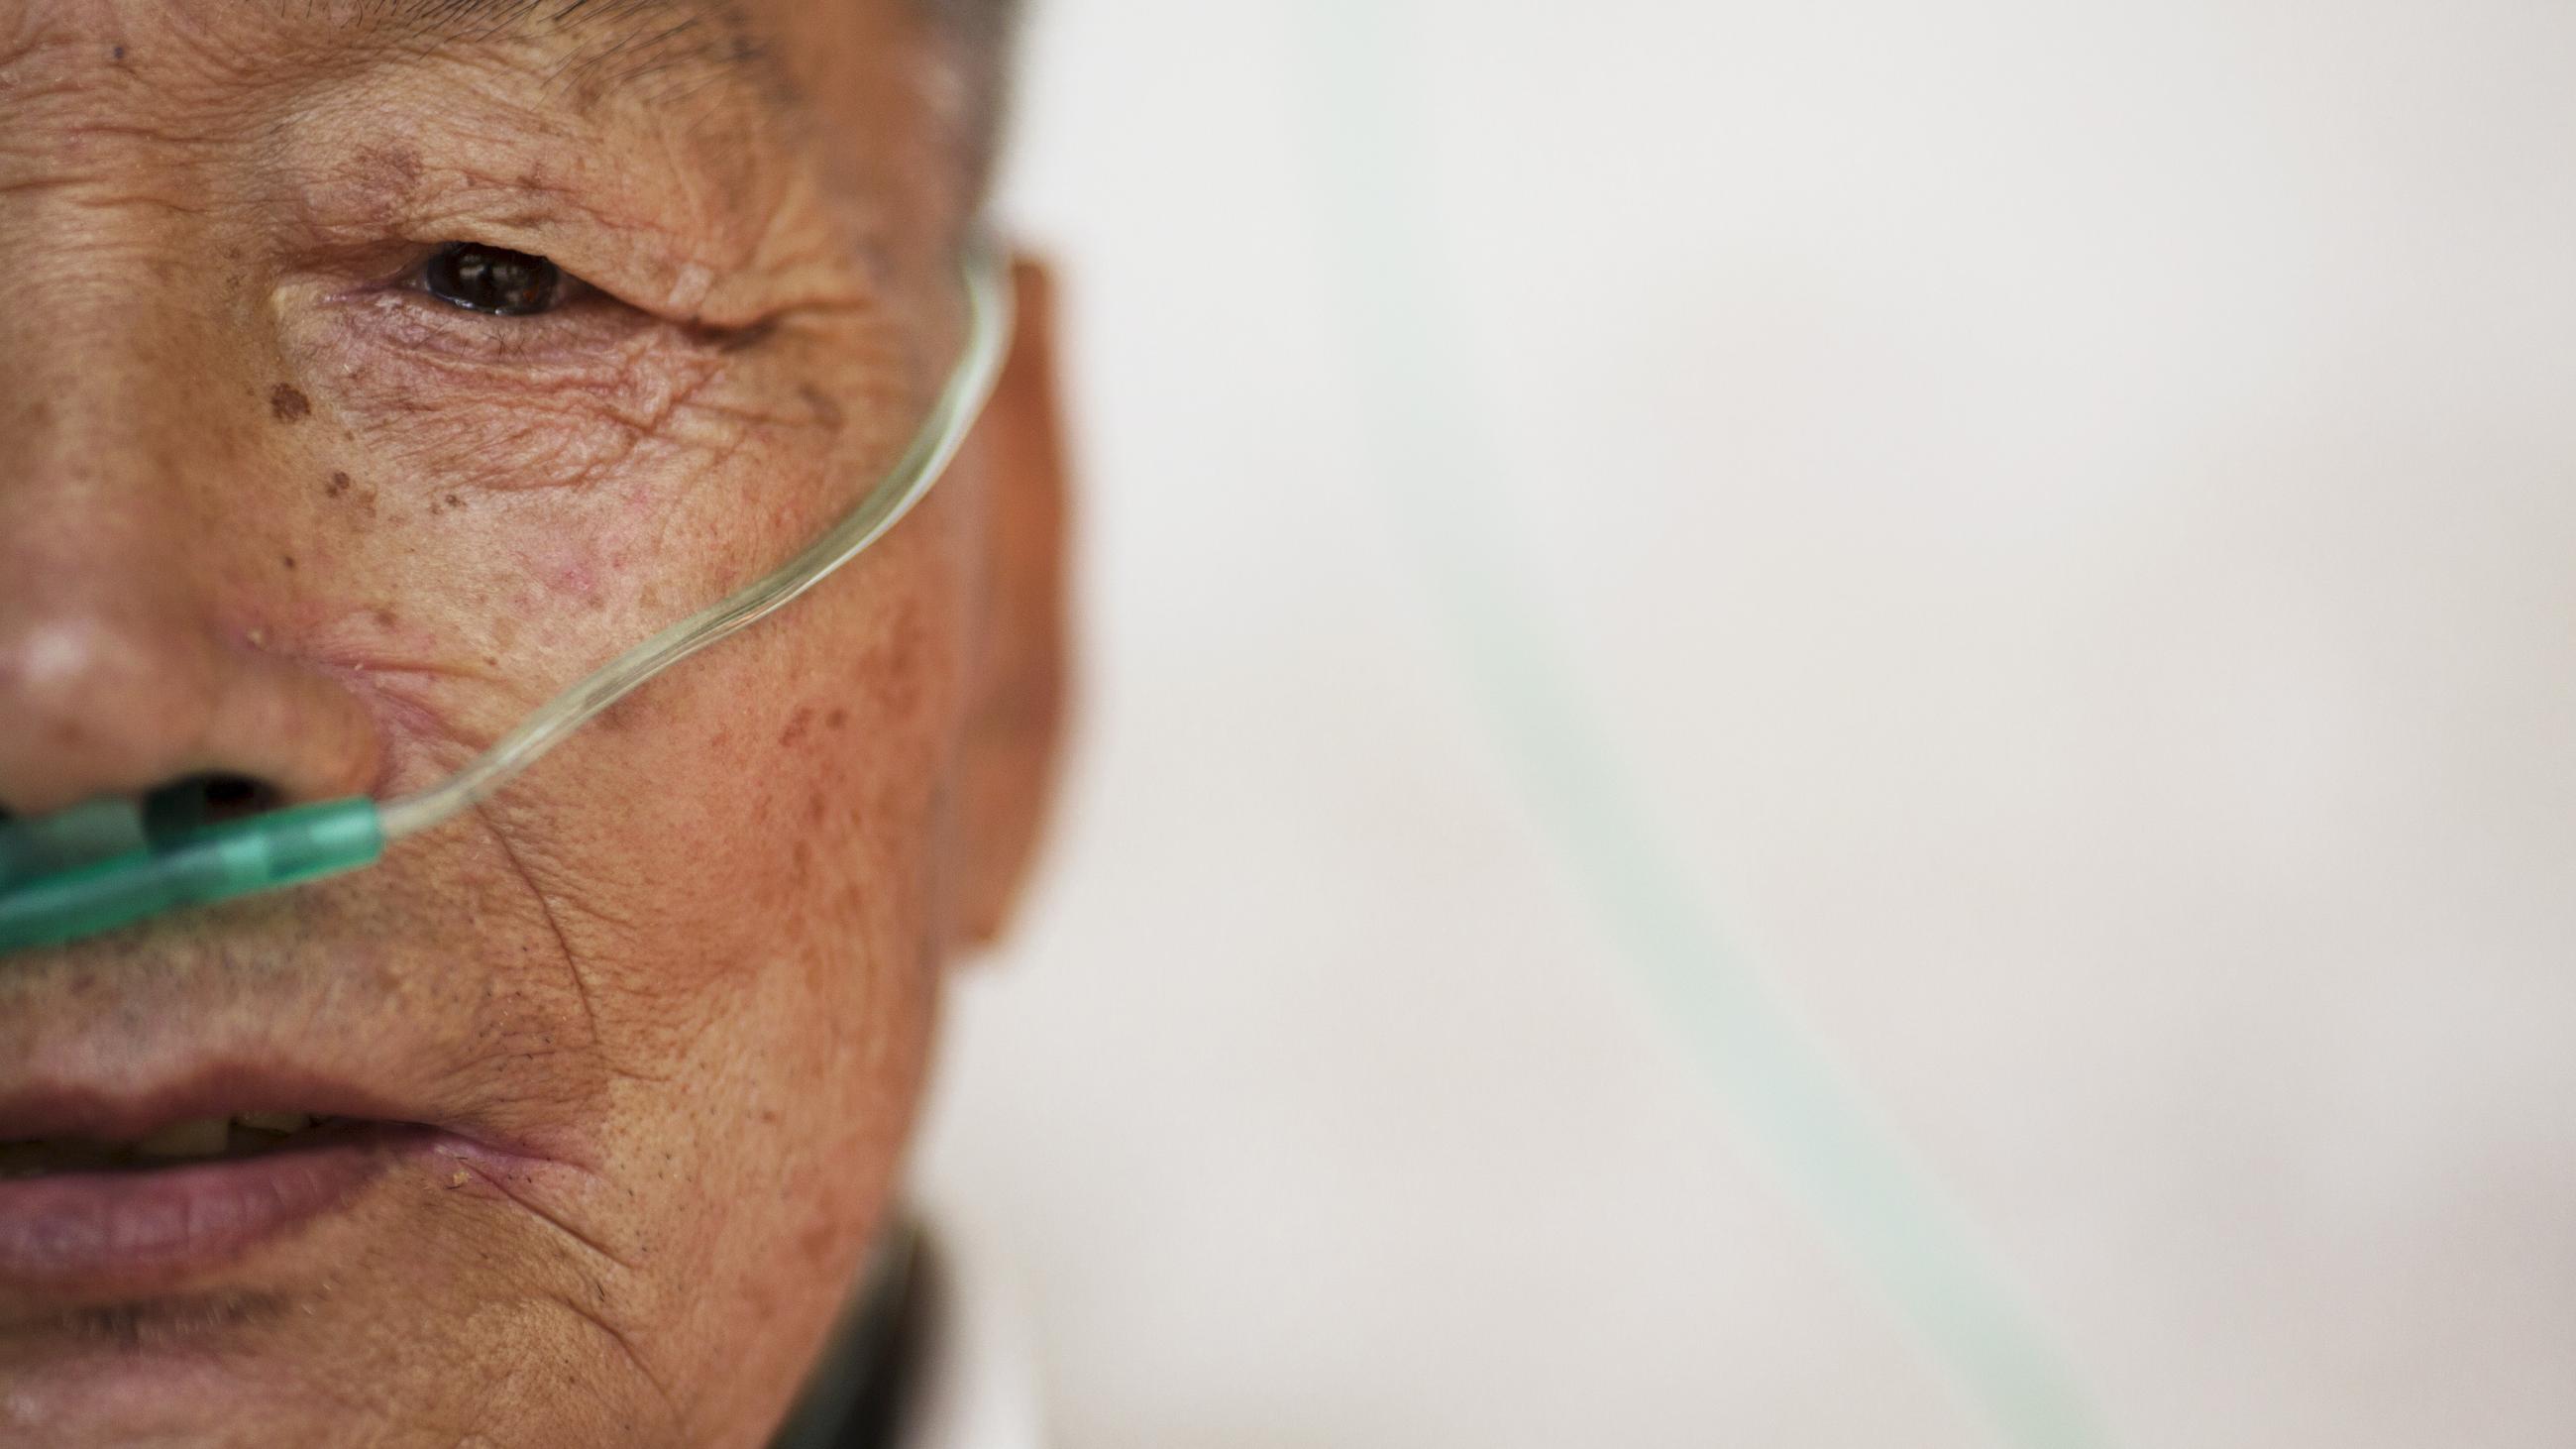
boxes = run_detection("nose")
[0,511,386,821]
[0,592,384,823]
[0,403,383,828]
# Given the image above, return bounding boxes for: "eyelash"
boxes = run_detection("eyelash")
[359,244,672,364]
[341,241,754,365]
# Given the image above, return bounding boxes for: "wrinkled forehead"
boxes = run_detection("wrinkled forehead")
[4,0,805,98]
[0,0,954,279]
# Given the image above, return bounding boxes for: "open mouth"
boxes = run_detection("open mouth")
[0,1103,441,1289]
[0,1114,379,1180]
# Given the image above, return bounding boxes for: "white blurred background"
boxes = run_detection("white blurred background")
[912,1,2576,1445]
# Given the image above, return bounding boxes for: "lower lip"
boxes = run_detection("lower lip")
[0,1126,424,1291]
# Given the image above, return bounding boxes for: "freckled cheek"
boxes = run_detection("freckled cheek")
[278,335,850,643]
[606,603,962,936]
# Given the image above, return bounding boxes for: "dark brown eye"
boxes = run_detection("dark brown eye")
[422,242,563,316]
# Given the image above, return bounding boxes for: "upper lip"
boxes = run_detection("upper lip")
[0,1065,423,1145]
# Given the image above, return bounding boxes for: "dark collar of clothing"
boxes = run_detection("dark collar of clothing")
[770,1223,933,1449]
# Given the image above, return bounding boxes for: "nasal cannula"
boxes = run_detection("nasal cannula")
[0,236,1014,954]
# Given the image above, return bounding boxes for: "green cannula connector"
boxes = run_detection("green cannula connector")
[0,798,385,953]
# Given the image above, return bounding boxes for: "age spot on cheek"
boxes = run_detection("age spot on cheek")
[324,470,379,517]
[269,385,312,423]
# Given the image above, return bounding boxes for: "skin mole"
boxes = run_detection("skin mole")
[269,384,311,422]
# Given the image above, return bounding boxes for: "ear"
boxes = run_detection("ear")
[947,255,1073,951]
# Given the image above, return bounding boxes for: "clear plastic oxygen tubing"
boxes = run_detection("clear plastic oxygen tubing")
[1291,10,2117,1448]
[381,235,1016,842]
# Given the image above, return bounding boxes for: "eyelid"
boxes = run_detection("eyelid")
[317,198,819,332]
[351,279,663,368]
[323,237,789,356]
[346,206,691,319]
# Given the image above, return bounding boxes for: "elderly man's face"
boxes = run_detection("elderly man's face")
[0,1,1066,1444]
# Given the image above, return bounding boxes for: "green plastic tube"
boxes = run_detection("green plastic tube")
[0,799,385,952]
[0,797,150,884]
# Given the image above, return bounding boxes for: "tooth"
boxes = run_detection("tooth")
[134,1117,232,1159]
[235,1112,314,1135]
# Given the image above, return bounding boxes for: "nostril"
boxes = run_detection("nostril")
[141,773,288,841]
[197,775,279,821]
